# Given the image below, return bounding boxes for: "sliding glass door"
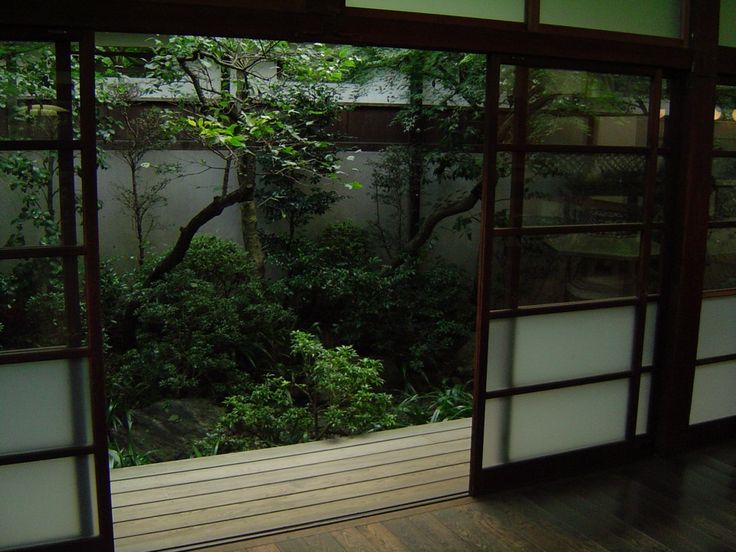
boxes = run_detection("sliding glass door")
[471,57,668,491]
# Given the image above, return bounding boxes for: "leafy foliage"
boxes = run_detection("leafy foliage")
[199,330,396,452]
[105,236,294,408]
[0,258,66,350]
[1,152,59,247]
[268,222,474,386]
[396,381,473,426]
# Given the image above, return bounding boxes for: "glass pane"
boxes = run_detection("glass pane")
[704,228,736,291]
[711,157,736,221]
[482,379,629,467]
[523,153,646,225]
[498,64,519,145]
[519,232,639,305]
[486,306,635,391]
[539,0,681,38]
[345,0,525,22]
[690,361,736,424]
[489,236,511,310]
[697,295,736,359]
[1,151,65,247]
[714,85,736,152]
[648,229,663,294]
[527,69,650,147]
[0,42,79,142]
[654,156,669,223]
[493,152,512,226]
[0,258,86,350]
[658,81,672,148]
[0,456,98,549]
[0,359,92,455]
[636,372,652,435]
[720,0,736,47]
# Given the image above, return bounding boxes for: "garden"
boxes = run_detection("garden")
[1,38,482,466]
[4,36,720,467]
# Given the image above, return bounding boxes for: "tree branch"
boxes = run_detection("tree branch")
[145,185,250,285]
[399,181,482,261]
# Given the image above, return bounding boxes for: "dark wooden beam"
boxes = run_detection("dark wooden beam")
[651,0,720,453]
[0,1,693,69]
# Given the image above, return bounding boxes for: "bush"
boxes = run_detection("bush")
[268,222,474,386]
[0,258,67,350]
[396,381,473,426]
[199,330,396,452]
[105,235,294,407]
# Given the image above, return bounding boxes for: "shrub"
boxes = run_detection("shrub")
[0,258,67,350]
[396,381,473,426]
[268,222,474,386]
[200,330,396,452]
[105,235,294,407]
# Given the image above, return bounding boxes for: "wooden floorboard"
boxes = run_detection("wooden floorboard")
[204,438,736,552]
[112,420,471,552]
[112,429,736,552]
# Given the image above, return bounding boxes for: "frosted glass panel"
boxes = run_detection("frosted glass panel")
[721,0,736,47]
[697,296,736,359]
[0,359,92,455]
[482,398,506,468]
[636,373,651,435]
[487,307,635,391]
[540,0,681,38]
[0,456,98,549]
[482,379,629,467]
[346,0,524,22]
[642,303,658,367]
[690,361,736,424]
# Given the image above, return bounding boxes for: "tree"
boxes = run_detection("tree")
[104,83,181,266]
[353,48,486,260]
[354,51,652,259]
[142,37,356,281]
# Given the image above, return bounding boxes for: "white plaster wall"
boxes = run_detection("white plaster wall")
[94,148,481,274]
[97,150,243,266]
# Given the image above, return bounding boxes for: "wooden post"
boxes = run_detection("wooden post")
[651,0,719,453]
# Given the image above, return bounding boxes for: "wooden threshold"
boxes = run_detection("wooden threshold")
[111,418,471,552]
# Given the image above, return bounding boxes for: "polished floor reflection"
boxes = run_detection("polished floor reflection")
[205,437,736,552]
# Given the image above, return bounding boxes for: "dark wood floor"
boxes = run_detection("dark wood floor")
[202,437,736,552]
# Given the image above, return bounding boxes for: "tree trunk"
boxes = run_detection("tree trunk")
[131,166,145,267]
[408,68,424,240]
[238,154,265,278]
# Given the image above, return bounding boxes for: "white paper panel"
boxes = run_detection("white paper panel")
[487,307,635,391]
[636,373,652,435]
[483,379,629,467]
[690,361,736,425]
[481,397,506,468]
[0,456,98,549]
[0,359,92,455]
[697,296,736,360]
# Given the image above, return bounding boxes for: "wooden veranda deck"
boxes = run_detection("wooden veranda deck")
[111,418,471,552]
[222,436,736,552]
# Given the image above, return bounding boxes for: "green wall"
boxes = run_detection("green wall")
[540,0,681,38]
[345,0,524,22]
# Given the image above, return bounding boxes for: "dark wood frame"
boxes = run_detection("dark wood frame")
[0,32,115,551]
[470,53,668,494]
[0,0,732,542]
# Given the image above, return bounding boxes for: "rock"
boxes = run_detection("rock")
[115,398,224,463]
